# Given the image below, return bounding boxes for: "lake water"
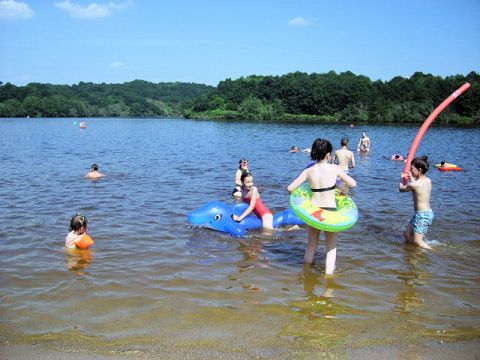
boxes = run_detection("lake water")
[0,118,479,358]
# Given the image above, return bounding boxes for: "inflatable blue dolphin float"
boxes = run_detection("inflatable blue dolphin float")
[187,201,304,237]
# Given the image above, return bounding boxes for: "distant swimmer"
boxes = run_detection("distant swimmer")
[357,131,371,152]
[332,138,355,173]
[85,164,105,179]
[391,154,404,161]
[290,145,300,153]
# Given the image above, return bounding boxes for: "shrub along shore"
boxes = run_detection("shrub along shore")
[1,71,479,125]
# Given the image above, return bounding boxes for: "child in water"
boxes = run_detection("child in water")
[232,172,274,230]
[232,158,250,198]
[399,155,433,249]
[65,214,92,249]
[85,164,105,179]
[288,138,356,275]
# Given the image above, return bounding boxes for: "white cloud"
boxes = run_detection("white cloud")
[288,17,311,26]
[110,61,135,70]
[0,0,34,19]
[54,0,133,19]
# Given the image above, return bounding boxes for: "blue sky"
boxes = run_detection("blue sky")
[0,0,479,86]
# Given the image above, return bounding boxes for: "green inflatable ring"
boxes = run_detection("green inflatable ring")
[290,184,358,232]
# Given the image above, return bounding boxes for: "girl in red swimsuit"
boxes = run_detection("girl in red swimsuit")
[232,172,274,230]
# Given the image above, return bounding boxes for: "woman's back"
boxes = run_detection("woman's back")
[307,163,338,208]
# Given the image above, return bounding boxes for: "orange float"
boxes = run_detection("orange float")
[75,233,94,249]
[438,166,463,171]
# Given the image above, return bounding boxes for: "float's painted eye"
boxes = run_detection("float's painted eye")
[214,214,222,221]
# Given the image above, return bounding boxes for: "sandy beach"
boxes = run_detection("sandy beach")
[2,341,480,359]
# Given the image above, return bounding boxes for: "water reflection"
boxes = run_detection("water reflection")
[65,248,94,275]
[394,247,431,314]
[291,264,342,319]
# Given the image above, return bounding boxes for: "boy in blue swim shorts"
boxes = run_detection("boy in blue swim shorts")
[399,155,433,249]
[409,210,434,235]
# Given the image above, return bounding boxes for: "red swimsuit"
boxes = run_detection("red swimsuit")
[243,193,272,218]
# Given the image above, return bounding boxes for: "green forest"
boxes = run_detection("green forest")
[1,71,479,125]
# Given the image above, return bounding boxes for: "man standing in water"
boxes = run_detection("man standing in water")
[332,138,355,173]
[357,131,371,152]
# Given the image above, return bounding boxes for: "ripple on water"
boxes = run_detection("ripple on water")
[0,119,479,352]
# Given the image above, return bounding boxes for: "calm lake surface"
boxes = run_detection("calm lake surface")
[0,118,479,358]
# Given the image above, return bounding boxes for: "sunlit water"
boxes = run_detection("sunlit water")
[0,118,479,357]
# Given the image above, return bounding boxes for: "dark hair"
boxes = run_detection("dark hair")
[69,214,87,232]
[240,171,253,183]
[91,164,99,171]
[310,138,333,161]
[238,158,248,169]
[341,138,348,146]
[412,155,429,174]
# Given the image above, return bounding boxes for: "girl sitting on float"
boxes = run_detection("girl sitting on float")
[232,172,274,230]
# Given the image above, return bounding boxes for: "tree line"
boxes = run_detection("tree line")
[0,80,214,118]
[1,71,479,125]
[186,71,480,125]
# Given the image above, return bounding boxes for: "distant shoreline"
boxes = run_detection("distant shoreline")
[1,116,478,128]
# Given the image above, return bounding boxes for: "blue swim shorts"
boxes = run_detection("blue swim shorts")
[409,210,434,234]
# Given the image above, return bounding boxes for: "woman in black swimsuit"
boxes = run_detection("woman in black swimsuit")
[288,138,356,275]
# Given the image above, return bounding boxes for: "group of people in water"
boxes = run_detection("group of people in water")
[231,132,434,274]
[67,133,434,276]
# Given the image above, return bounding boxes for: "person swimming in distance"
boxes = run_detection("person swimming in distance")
[85,164,105,179]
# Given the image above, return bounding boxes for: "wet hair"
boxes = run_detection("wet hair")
[310,138,333,161]
[69,214,88,232]
[240,171,253,183]
[341,138,348,146]
[412,155,429,174]
[91,164,99,171]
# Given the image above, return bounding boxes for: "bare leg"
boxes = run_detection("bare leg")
[325,231,337,275]
[262,213,274,230]
[304,226,320,264]
[413,231,431,249]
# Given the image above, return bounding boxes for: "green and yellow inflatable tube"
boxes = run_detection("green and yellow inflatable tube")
[290,184,358,232]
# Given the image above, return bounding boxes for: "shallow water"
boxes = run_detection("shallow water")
[0,118,479,357]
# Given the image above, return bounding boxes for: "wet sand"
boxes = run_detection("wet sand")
[2,341,479,359]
